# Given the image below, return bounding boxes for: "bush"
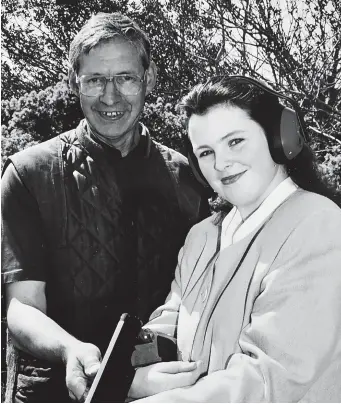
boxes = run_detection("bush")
[141,97,186,151]
[1,74,83,166]
[320,144,341,191]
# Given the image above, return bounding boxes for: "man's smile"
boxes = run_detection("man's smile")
[97,110,125,120]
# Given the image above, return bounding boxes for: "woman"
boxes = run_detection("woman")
[128,76,341,402]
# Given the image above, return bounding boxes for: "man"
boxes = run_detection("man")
[2,13,208,402]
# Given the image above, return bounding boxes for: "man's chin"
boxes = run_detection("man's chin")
[89,122,135,145]
[89,119,123,138]
[91,129,123,144]
[96,113,124,124]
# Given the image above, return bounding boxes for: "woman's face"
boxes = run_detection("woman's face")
[188,103,286,218]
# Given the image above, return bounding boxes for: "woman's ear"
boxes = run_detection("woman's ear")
[145,61,157,96]
[68,68,79,97]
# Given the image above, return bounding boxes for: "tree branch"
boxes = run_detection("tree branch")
[309,126,341,144]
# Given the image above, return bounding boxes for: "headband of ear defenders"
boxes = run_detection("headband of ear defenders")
[208,75,308,143]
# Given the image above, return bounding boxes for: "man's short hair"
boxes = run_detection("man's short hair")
[69,12,151,73]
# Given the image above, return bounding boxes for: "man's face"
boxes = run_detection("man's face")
[76,37,155,145]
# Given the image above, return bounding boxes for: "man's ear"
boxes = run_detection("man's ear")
[145,61,157,96]
[68,67,79,97]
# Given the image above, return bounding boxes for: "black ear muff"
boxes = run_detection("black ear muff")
[268,104,304,164]
[187,152,215,198]
[279,107,304,160]
[271,105,304,164]
[188,152,210,188]
[184,136,211,189]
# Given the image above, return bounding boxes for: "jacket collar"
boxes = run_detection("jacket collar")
[75,119,152,160]
[221,177,298,248]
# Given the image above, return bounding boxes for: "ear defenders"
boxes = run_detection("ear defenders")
[185,75,307,189]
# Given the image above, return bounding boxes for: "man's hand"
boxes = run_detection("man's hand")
[64,342,102,402]
[128,360,203,399]
[5,288,102,402]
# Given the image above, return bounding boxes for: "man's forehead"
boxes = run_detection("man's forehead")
[77,37,143,74]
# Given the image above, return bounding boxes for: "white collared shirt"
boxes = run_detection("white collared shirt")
[220,177,299,250]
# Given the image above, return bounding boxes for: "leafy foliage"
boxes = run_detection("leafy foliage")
[1,74,83,162]
[1,0,130,97]
[319,144,341,190]
[1,0,340,190]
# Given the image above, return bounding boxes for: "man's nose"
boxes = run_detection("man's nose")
[99,80,121,105]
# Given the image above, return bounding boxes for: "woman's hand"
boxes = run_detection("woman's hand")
[128,360,203,399]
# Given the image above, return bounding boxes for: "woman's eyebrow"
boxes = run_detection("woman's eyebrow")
[219,130,244,143]
[195,130,244,151]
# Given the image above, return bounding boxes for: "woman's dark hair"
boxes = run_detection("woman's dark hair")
[179,76,340,206]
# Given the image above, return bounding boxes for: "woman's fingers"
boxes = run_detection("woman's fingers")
[166,364,202,387]
[128,360,204,399]
[155,360,202,374]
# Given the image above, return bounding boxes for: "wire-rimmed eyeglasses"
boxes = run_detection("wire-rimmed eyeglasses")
[76,72,146,97]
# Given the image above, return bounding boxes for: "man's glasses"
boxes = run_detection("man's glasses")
[76,73,146,97]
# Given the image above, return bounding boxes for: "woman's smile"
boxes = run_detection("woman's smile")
[221,170,247,185]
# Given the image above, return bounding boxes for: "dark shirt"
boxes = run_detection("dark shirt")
[1,120,209,402]
[2,163,49,281]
